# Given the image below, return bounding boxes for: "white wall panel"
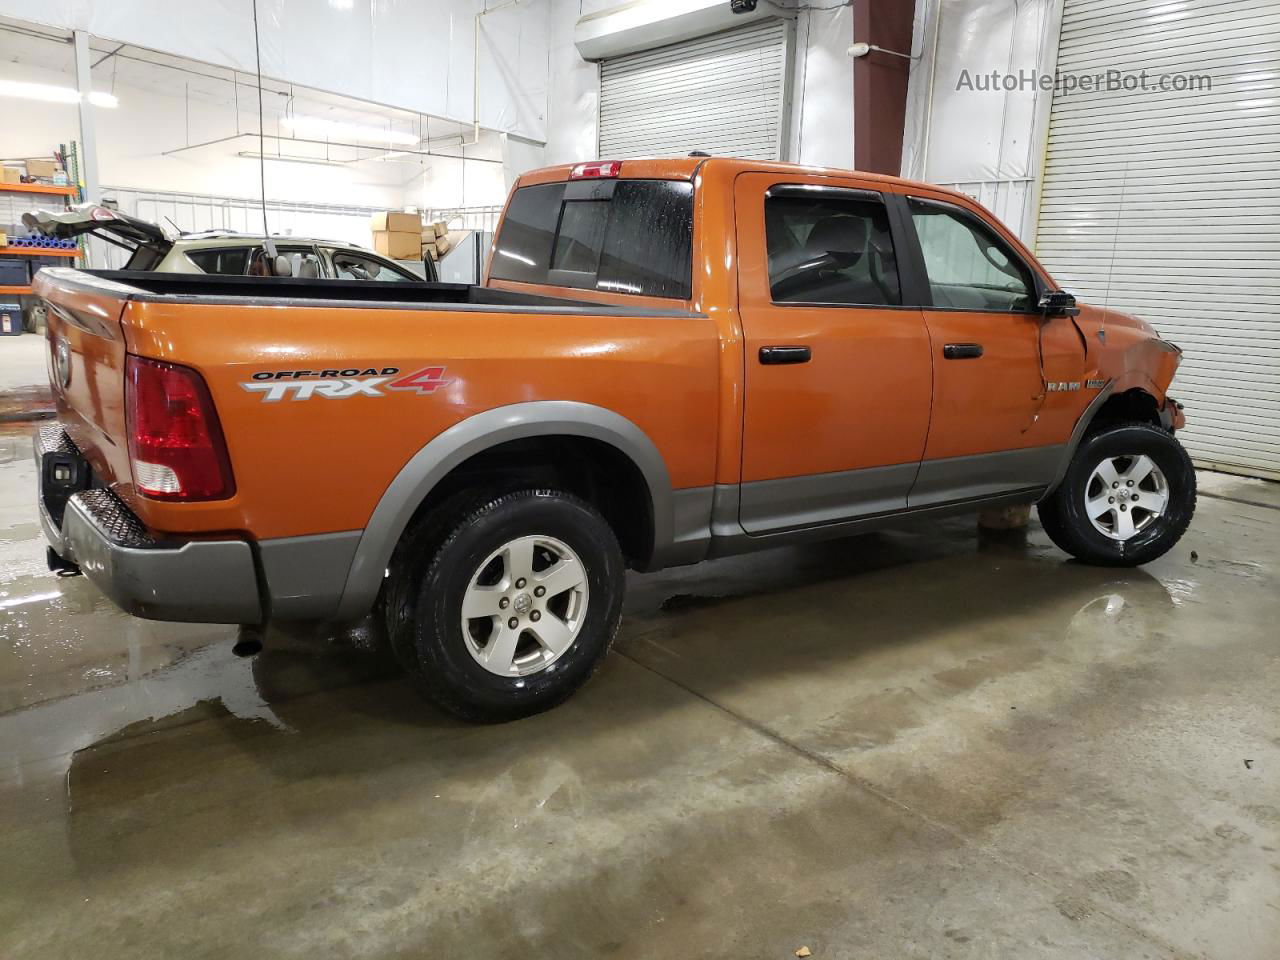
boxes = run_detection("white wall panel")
[0,0,550,141]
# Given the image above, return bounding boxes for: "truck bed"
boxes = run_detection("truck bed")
[62,269,696,317]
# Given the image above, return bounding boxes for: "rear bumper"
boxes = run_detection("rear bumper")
[36,426,263,624]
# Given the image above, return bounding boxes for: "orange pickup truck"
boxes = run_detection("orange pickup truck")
[34,156,1193,721]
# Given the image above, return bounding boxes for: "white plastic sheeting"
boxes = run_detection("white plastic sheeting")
[901,0,1062,240]
[787,1,853,170]
[0,0,550,141]
[544,0,600,166]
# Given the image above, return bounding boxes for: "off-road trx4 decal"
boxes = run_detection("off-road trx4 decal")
[241,366,451,402]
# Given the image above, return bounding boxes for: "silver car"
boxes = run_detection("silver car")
[23,204,438,282]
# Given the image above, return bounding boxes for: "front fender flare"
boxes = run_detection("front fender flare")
[335,401,673,620]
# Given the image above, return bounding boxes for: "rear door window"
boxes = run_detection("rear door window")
[491,179,693,299]
[184,248,249,275]
[248,246,325,279]
[329,249,417,281]
[765,192,901,306]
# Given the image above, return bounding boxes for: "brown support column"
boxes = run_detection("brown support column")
[853,0,918,175]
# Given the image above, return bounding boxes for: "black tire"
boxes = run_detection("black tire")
[1038,421,1196,567]
[383,489,625,722]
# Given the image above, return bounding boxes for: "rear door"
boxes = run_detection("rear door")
[734,174,933,534]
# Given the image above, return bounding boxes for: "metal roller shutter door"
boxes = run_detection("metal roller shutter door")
[1035,0,1280,479]
[598,19,790,162]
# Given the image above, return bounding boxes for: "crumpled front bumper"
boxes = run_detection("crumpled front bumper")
[35,425,262,624]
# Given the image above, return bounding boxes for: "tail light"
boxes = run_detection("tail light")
[125,355,234,500]
[570,160,622,180]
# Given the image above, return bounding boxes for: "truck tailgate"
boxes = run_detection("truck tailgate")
[33,270,135,500]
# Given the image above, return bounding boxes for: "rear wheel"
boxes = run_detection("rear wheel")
[1038,422,1196,567]
[384,489,624,722]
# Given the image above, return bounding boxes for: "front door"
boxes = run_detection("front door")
[734,174,933,534]
[903,195,1088,506]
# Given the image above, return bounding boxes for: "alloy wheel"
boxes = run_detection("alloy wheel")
[1084,454,1170,541]
[460,535,589,677]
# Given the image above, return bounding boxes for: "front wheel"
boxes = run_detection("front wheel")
[385,489,625,722]
[1038,422,1196,567]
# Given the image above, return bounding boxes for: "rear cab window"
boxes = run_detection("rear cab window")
[490,178,694,299]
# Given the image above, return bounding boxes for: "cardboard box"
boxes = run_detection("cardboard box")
[1,167,21,184]
[435,235,451,257]
[371,211,421,233]
[373,230,422,260]
[421,240,438,260]
[25,159,58,179]
[432,221,447,238]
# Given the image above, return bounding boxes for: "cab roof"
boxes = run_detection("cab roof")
[516,155,960,200]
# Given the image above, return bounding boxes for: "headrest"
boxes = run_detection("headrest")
[805,215,868,265]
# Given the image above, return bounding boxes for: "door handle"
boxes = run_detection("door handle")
[759,345,811,365]
[943,343,984,360]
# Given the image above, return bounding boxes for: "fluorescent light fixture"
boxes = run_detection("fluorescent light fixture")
[237,151,347,168]
[0,79,117,107]
[280,114,417,146]
[366,151,417,162]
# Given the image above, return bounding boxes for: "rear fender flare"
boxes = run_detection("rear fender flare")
[335,401,673,620]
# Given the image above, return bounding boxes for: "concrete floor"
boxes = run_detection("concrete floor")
[2,424,1278,960]
[0,333,52,422]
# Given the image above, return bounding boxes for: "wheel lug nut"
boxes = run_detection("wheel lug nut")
[530,611,541,622]
[508,617,519,629]
[1112,482,1119,489]
[534,586,545,598]
[515,578,527,589]
[499,597,509,609]
[1120,505,1127,512]
[1109,497,1115,503]
[1127,480,1134,487]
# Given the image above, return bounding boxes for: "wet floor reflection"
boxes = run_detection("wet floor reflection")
[2,422,1277,957]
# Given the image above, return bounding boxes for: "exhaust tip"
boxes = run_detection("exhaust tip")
[233,625,264,658]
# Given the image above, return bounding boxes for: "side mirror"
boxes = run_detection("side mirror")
[1039,290,1078,316]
